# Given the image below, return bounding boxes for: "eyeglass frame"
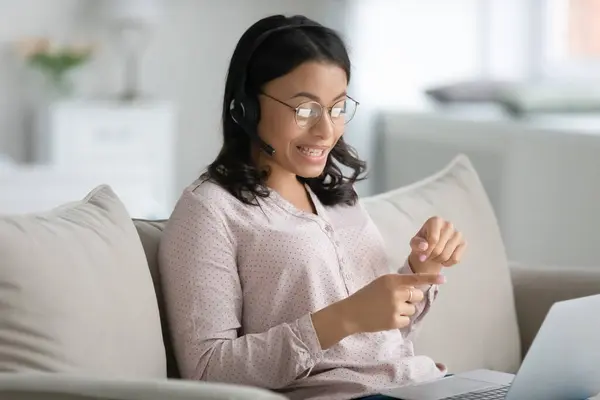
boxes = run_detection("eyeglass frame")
[259,91,359,128]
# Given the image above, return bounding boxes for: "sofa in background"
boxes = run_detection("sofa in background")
[373,109,600,270]
[1,155,599,399]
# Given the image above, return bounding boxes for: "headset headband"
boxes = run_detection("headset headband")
[235,21,324,99]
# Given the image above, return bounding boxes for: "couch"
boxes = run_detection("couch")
[1,155,599,399]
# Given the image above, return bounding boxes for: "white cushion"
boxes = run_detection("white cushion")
[0,185,166,378]
[362,155,521,374]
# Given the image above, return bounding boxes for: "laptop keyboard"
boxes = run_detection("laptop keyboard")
[443,385,510,399]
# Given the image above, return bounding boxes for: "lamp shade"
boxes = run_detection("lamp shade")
[105,0,164,25]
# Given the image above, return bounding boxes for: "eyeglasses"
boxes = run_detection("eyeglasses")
[260,92,359,128]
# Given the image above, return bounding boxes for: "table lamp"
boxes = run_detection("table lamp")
[105,0,164,101]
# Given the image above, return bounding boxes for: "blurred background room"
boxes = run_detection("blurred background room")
[1,0,599,269]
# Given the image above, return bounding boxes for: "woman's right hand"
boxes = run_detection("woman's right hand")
[340,273,445,334]
[311,273,445,349]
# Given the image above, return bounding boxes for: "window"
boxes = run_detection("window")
[347,0,482,108]
[541,0,600,79]
[566,0,600,58]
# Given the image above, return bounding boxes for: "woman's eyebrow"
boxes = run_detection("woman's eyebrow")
[289,91,348,102]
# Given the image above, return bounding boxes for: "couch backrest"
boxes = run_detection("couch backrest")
[133,219,179,378]
[136,155,522,377]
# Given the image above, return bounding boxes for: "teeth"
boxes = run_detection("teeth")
[298,146,324,156]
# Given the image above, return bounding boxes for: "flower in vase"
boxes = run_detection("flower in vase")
[16,37,95,97]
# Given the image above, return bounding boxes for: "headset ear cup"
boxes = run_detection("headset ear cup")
[243,97,260,126]
[230,96,274,155]
[229,99,240,124]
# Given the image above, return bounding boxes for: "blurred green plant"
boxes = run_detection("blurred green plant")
[17,37,95,97]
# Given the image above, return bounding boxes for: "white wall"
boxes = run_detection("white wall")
[0,0,327,196]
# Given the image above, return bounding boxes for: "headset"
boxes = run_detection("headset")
[228,20,326,156]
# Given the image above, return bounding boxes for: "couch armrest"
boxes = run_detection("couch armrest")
[0,373,286,400]
[509,261,600,357]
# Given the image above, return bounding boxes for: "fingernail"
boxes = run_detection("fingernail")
[418,242,428,251]
[419,254,427,262]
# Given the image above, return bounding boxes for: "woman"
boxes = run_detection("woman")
[158,14,466,400]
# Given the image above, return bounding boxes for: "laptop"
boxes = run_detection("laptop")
[381,293,600,400]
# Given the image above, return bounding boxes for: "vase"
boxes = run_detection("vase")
[44,71,75,100]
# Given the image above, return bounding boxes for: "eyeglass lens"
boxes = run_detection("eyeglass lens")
[295,98,358,127]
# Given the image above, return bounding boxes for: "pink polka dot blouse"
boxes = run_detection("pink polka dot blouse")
[158,179,444,400]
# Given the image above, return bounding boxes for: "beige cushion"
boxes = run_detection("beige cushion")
[361,154,521,374]
[0,185,166,378]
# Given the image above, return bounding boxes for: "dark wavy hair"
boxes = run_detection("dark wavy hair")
[202,14,367,207]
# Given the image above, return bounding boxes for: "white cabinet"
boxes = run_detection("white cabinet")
[32,100,176,219]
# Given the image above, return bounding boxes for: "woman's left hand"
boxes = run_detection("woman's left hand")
[408,216,467,275]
